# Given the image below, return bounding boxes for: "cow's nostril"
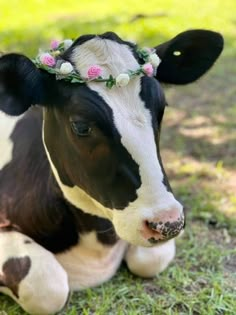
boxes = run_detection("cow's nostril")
[142,214,185,245]
[141,221,165,244]
[147,221,158,230]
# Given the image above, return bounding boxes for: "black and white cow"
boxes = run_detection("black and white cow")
[0,30,223,314]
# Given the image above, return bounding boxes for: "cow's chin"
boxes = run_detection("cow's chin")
[112,218,166,248]
[111,210,160,248]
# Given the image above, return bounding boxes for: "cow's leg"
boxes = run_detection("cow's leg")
[0,230,69,315]
[125,239,176,277]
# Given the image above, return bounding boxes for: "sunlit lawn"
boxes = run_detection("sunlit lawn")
[0,0,236,314]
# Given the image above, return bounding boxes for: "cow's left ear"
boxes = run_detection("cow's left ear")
[0,53,50,116]
[154,30,224,85]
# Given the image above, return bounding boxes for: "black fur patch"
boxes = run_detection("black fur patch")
[155,30,224,84]
[0,256,31,298]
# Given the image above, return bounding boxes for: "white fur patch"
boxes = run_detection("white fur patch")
[0,111,23,170]
[56,232,127,290]
[125,239,176,277]
[0,231,69,315]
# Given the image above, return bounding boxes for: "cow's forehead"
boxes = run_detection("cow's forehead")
[69,37,152,124]
[71,37,139,82]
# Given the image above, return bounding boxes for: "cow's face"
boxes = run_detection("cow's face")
[0,30,223,246]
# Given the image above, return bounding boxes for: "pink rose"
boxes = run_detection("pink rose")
[50,40,60,50]
[39,53,56,67]
[143,47,152,54]
[87,65,102,79]
[142,63,154,77]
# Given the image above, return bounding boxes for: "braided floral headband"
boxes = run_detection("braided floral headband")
[33,39,161,89]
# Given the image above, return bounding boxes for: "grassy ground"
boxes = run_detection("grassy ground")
[0,0,236,314]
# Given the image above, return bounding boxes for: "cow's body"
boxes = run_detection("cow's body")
[0,78,176,315]
[0,31,223,314]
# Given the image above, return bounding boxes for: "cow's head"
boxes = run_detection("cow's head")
[0,30,223,246]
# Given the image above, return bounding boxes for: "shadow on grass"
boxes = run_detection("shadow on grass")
[162,54,236,159]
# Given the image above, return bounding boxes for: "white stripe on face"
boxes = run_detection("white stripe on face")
[0,111,23,170]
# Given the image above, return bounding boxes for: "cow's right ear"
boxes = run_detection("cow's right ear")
[0,53,47,116]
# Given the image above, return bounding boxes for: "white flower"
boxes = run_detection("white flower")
[149,53,161,67]
[63,39,73,50]
[59,62,74,75]
[116,73,130,87]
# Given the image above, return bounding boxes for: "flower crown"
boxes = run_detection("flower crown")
[33,39,161,89]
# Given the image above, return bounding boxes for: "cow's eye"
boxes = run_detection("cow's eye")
[70,121,92,137]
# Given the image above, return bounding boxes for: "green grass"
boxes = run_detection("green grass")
[0,0,236,314]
